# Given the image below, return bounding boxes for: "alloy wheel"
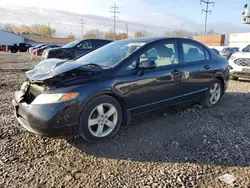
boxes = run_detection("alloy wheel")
[88,103,118,137]
[209,83,221,105]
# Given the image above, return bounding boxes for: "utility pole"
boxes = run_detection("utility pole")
[110,3,119,40]
[200,0,215,35]
[126,23,128,38]
[79,16,85,39]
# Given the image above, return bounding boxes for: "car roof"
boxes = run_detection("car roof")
[119,37,195,43]
[80,39,113,42]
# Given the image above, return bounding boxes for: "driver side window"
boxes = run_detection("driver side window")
[139,42,179,67]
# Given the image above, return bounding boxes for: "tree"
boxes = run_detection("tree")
[116,32,128,40]
[67,33,75,39]
[13,25,33,35]
[32,24,56,37]
[207,29,215,35]
[104,30,128,40]
[164,30,194,38]
[134,31,146,38]
[83,29,104,39]
[104,30,115,40]
[0,23,16,33]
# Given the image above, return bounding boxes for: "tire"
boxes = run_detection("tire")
[231,76,239,81]
[201,78,222,108]
[78,95,122,143]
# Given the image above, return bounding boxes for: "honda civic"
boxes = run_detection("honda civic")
[12,37,230,142]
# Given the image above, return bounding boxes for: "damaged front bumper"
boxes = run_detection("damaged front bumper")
[12,89,79,136]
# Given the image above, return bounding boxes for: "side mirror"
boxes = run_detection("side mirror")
[138,60,156,70]
[137,60,156,76]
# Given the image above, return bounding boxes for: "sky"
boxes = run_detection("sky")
[2,0,249,26]
[1,0,249,36]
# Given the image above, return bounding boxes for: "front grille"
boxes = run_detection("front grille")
[234,58,250,67]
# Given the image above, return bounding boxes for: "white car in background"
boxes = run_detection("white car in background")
[229,44,250,80]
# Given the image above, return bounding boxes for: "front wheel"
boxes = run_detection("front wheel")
[201,79,222,108]
[79,95,122,142]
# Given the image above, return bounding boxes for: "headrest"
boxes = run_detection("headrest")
[187,48,199,56]
[156,45,174,58]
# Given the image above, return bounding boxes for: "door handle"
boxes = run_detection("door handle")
[204,65,212,70]
[171,70,182,76]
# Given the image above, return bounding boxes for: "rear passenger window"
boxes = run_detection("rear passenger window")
[140,42,179,67]
[182,43,205,63]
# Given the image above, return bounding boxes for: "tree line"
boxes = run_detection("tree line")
[0,23,56,37]
[0,23,217,40]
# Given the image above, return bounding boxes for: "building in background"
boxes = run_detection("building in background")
[194,35,225,46]
[0,30,24,45]
[24,36,75,46]
[229,33,250,49]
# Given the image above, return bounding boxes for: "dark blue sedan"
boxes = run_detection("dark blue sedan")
[41,39,112,60]
[13,37,230,142]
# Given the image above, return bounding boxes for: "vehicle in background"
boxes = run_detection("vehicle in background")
[229,44,250,80]
[29,44,48,54]
[33,44,61,56]
[0,45,6,51]
[6,43,32,53]
[13,37,230,142]
[220,47,239,59]
[210,48,220,55]
[41,39,112,60]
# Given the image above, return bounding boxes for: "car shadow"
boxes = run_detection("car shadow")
[67,92,250,167]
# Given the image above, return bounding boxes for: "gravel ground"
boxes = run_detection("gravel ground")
[0,52,250,187]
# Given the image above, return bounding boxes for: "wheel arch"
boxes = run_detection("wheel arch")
[213,74,225,94]
[81,90,131,125]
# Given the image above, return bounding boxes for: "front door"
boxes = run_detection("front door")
[115,40,185,115]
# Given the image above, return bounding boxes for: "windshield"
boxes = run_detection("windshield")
[75,40,146,67]
[63,40,80,48]
[242,45,250,52]
[222,48,232,52]
[35,44,45,48]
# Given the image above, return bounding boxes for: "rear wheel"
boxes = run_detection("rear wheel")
[79,95,122,142]
[201,79,222,108]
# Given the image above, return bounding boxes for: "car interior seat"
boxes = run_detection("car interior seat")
[186,48,200,62]
[155,45,175,66]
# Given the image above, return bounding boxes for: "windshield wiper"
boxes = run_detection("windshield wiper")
[84,63,104,69]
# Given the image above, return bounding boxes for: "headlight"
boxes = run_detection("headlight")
[44,51,48,57]
[32,92,79,104]
[229,55,237,61]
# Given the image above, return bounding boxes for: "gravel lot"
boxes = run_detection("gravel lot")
[0,52,250,187]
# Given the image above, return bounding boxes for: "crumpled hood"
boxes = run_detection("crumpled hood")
[26,58,93,81]
[230,51,250,59]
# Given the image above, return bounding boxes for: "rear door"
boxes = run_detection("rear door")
[179,40,215,100]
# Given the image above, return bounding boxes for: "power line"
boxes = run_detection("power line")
[200,0,215,35]
[79,16,86,39]
[110,3,119,40]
